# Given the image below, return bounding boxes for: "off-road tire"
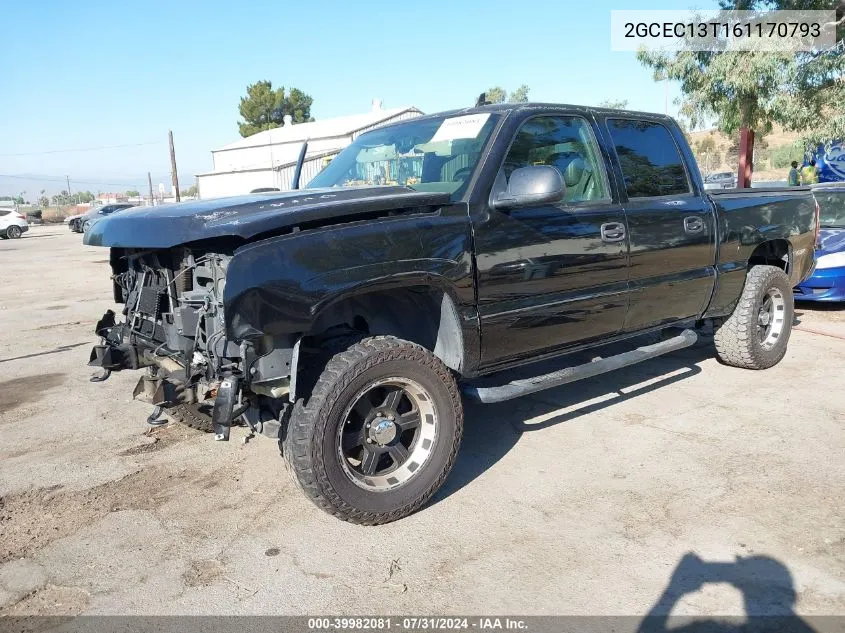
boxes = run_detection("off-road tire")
[282,336,463,525]
[713,265,793,369]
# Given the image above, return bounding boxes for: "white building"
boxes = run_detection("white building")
[196,101,423,199]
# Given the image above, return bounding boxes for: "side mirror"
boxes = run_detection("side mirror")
[491,165,566,210]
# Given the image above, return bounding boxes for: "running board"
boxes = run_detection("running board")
[462,329,698,404]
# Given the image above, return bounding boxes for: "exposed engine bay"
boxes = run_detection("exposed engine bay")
[89,246,293,439]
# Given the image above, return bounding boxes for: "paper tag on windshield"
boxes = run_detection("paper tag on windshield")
[429,113,491,143]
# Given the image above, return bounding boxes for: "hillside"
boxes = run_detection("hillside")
[688,126,804,183]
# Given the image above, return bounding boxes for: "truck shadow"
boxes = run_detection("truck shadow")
[637,552,816,632]
[433,340,713,504]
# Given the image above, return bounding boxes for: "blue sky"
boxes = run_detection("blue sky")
[0,0,714,198]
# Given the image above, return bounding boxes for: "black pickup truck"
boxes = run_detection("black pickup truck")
[85,103,818,524]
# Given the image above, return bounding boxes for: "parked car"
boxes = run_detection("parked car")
[84,103,817,524]
[703,171,737,190]
[72,203,136,234]
[81,203,137,234]
[794,182,845,301]
[0,207,29,239]
[65,212,87,232]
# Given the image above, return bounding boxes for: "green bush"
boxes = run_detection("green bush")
[770,142,803,169]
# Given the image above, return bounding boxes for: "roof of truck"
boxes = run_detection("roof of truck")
[373,102,676,130]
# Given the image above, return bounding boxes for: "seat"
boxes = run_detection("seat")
[547,151,579,178]
[562,157,598,202]
[545,152,598,202]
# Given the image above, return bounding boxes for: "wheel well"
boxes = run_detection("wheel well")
[748,239,791,274]
[307,286,465,372]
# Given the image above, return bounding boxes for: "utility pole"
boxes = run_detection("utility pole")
[169,130,181,202]
[147,171,154,207]
[66,175,71,199]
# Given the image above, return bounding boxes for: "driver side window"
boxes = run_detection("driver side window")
[503,115,610,204]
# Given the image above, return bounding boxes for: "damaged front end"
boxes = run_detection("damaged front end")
[89,245,293,440]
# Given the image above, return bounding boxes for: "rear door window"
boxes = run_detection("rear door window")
[606,119,690,198]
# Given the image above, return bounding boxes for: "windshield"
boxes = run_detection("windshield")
[817,191,845,228]
[307,113,500,199]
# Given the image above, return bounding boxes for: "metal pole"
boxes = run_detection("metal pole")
[292,139,309,190]
[737,127,754,189]
[169,130,181,202]
[148,171,154,206]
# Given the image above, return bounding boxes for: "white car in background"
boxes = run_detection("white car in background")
[0,207,29,239]
[703,171,738,190]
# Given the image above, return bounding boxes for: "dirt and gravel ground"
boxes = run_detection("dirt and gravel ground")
[1,226,843,618]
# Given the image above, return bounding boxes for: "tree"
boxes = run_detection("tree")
[237,80,314,137]
[597,99,629,110]
[484,86,507,104]
[181,185,198,197]
[695,134,717,155]
[76,190,94,203]
[38,196,49,207]
[508,84,531,103]
[693,134,722,175]
[638,0,844,185]
[693,134,719,167]
[481,85,530,104]
[125,190,140,197]
[770,141,804,169]
[285,87,314,123]
[51,190,71,206]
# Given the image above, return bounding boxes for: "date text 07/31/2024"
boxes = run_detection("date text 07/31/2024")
[307,617,528,631]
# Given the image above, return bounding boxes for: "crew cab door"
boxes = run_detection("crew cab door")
[601,117,717,330]
[472,113,630,368]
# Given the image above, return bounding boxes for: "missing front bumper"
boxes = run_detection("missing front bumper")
[88,344,140,371]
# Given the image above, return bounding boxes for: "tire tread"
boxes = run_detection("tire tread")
[713,265,793,370]
[281,336,463,525]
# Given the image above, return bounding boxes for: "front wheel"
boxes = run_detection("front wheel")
[713,265,794,369]
[282,336,463,525]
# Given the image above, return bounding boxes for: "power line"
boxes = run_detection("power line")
[0,173,152,188]
[0,141,163,157]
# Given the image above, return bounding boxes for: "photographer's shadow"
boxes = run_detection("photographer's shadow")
[638,553,817,633]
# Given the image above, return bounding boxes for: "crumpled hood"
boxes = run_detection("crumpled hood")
[83,186,450,248]
[817,228,845,256]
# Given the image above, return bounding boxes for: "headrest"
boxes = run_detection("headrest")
[547,152,578,173]
[563,158,587,187]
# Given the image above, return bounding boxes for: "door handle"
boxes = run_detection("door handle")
[684,216,704,234]
[600,222,626,243]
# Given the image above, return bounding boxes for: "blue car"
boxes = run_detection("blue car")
[795,183,845,302]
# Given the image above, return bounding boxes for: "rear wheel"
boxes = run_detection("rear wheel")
[282,336,463,525]
[6,225,21,239]
[713,265,793,369]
